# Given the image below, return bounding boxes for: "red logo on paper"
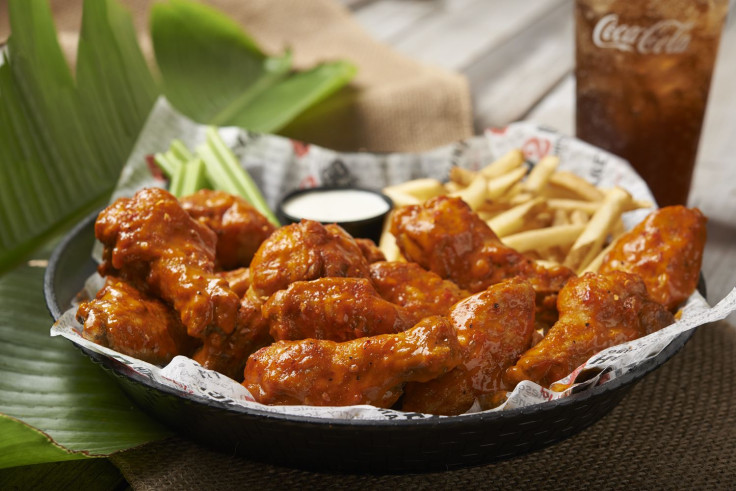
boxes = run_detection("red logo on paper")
[145,154,166,181]
[521,137,551,161]
[487,126,508,135]
[298,175,318,189]
[291,140,310,158]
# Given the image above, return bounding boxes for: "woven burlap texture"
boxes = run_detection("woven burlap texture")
[111,321,736,490]
[0,0,473,153]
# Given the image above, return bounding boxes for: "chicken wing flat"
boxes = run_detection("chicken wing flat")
[180,189,276,270]
[390,196,573,328]
[599,206,707,311]
[77,277,198,366]
[263,277,414,342]
[248,219,371,302]
[243,316,462,407]
[402,278,536,415]
[192,295,271,381]
[95,187,240,339]
[504,271,675,389]
[369,261,469,325]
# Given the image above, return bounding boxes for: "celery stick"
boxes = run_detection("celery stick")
[168,160,187,197]
[178,157,208,197]
[170,139,194,163]
[154,152,180,179]
[199,127,279,225]
[197,144,242,196]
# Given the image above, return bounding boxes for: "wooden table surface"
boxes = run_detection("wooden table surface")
[348,0,736,321]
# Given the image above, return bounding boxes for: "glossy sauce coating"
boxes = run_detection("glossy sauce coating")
[263,277,414,342]
[243,316,462,407]
[248,220,371,302]
[599,206,707,311]
[95,188,239,339]
[180,189,276,270]
[192,295,271,381]
[390,196,573,328]
[218,267,251,298]
[402,278,536,415]
[77,277,197,365]
[369,261,469,325]
[505,271,675,388]
[355,238,386,264]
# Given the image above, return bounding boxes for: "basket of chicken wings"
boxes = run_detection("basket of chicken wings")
[46,120,725,473]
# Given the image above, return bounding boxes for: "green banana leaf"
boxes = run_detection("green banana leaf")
[0,254,173,470]
[0,0,157,276]
[0,0,355,471]
[151,0,356,132]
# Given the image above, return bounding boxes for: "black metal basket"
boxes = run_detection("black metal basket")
[44,211,697,473]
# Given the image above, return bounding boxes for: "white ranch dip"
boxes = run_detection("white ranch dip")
[282,189,390,222]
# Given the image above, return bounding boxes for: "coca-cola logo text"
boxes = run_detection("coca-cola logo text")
[592,14,693,54]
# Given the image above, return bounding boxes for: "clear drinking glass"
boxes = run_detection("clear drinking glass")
[575,0,729,206]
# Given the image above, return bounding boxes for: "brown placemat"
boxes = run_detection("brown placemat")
[111,321,736,489]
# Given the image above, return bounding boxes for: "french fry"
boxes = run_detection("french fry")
[563,187,632,273]
[502,224,585,253]
[486,197,546,237]
[480,149,525,179]
[449,173,488,210]
[549,197,653,214]
[523,155,559,193]
[548,171,605,202]
[508,191,534,206]
[384,178,445,202]
[443,181,463,193]
[552,208,570,226]
[382,189,422,207]
[548,199,600,215]
[580,240,617,274]
[570,209,589,225]
[378,210,402,262]
[449,167,477,187]
[486,167,527,200]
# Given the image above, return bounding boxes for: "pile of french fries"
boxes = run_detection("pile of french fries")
[380,149,652,275]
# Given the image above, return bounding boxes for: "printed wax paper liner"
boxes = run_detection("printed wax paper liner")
[51,98,736,420]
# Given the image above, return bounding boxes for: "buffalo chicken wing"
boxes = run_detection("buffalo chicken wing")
[263,277,414,342]
[180,189,275,270]
[77,277,198,365]
[402,278,536,415]
[369,261,469,325]
[243,316,462,407]
[247,220,371,302]
[505,271,675,388]
[599,205,707,311]
[95,188,240,339]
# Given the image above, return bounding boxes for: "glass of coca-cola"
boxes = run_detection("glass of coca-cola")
[575,0,729,206]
